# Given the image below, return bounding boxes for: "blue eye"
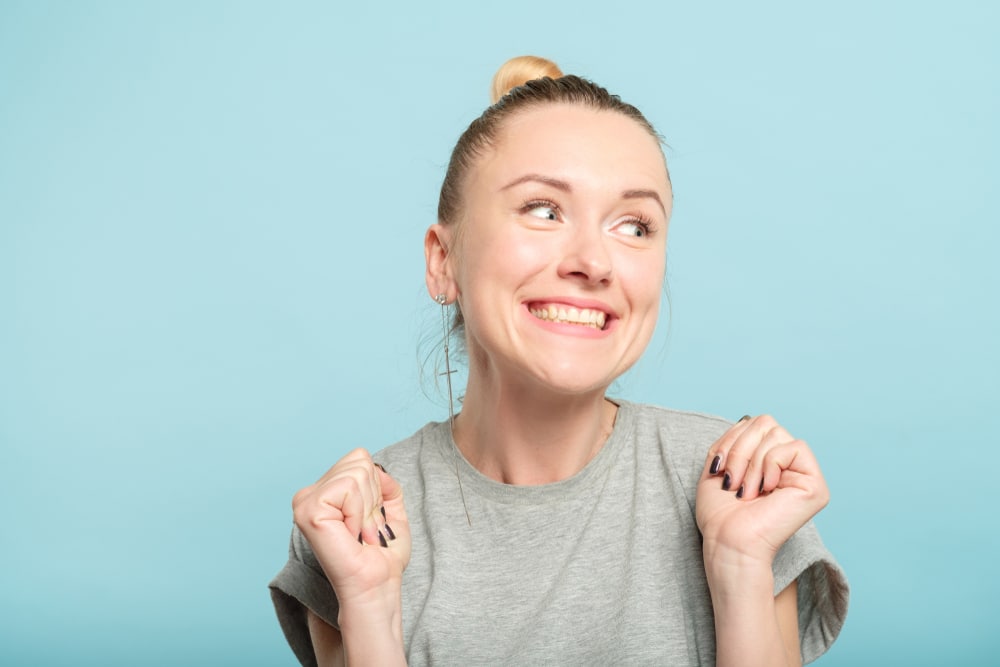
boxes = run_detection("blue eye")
[523,201,559,221]
[618,219,652,238]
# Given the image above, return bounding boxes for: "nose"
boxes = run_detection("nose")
[556,225,612,286]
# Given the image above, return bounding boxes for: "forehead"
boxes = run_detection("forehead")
[472,104,671,199]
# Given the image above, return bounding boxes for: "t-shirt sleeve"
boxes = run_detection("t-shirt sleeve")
[772,520,850,664]
[655,405,850,663]
[268,524,341,667]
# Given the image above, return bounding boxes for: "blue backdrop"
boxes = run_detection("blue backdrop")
[2,1,996,665]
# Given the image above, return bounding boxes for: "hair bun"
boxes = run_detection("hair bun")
[490,55,563,104]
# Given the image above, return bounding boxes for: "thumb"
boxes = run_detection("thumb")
[376,464,408,522]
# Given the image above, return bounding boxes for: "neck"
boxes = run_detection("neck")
[453,372,618,486]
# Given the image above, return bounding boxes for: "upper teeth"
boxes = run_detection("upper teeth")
[530,304,607,329]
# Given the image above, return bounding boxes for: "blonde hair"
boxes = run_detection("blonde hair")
[440,55,662,226]
[489,55,564,104]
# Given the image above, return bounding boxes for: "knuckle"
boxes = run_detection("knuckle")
[291,486,311,509]
[292,503,309,529]
[726,438,752,462]
[804,480,830,506]
[341,473,364,496]
[307,512,329,531]
[757,413,778,429]
[344,447,372,462]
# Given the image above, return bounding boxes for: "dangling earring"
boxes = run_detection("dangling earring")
[436,293,471,526]
[436,293,457,430]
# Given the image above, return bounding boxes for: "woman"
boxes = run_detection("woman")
[270,56,849,666]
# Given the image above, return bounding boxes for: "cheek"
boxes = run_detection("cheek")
[505,234,558,273]
[620,253,666,308]
[462,228,555,285]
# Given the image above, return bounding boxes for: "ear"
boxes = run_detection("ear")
[424,223,457,303]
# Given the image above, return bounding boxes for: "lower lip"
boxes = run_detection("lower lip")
[524,306,614,339]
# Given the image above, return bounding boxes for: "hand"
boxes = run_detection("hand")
[696,415,829,570]
[292,448,412,610]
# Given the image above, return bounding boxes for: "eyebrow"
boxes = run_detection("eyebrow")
[622,189,667,215]
[500,174,667,214]
[500,173,572,193]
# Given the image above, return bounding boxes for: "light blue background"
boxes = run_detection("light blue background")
[1,1,996,665]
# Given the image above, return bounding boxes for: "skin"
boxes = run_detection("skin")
[294,104,828,667]
[428,105,670,485]
[294,450,409,666]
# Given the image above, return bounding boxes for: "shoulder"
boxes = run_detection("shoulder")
[622,400,733,431]
[615,400,733,502]
[618,400,733,455]
[370,419,452,491]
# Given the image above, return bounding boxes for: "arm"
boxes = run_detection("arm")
[306,588,407,667]
[697,415,829,667]
[706,565,801,667]
[294,450,411,666]
[307,611,344,667]
[308,605,409,667]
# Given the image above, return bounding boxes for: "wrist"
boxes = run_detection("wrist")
[338,589,405,665]
[702,542,775,599]
[337,582,403,631]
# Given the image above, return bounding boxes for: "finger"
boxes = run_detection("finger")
[763,438,822,478]
[312,447,372,485]
[332,450,385,544]
[355,462,385,546]
[321,473,369,544]
[362,456,383,533]
[703,415,753,479]
[294,474,393,586]
[306,448,377,526]
[310,458,382,545]
[762,442,829,507]
[740,424,796,500]
[297,451,404,553]
[375,465,408,545]
[376,465,404,513]
[724,415,792,494]
[292,474,361,547]
[365,461,393,547]
[743,445,829,506]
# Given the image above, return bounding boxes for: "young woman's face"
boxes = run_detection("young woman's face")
[448,104,672,395]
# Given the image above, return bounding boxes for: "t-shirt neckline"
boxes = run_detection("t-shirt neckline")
[434,398,636,505]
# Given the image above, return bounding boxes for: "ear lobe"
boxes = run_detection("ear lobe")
[424,223,457,302]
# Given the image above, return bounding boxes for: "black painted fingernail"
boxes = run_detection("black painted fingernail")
[736,484,745,499]
[722,473,732,491]
[358,532,363,544]
[378,530,388,548]
[380,506,386,519]
[384,523,396,540]
[710,455,721,475]
[759,479,765,494]
[738,414,751,423]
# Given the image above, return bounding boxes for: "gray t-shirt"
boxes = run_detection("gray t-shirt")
[270,401,849,665]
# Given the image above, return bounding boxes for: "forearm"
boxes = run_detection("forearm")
[308,587,407,667]
[706,549,800,667]
[336,587,407,667]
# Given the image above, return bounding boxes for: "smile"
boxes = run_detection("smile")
[529,303,608,330]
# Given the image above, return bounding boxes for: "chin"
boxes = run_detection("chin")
[530,363,622,397]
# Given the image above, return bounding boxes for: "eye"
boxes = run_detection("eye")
[522,200,560,222]
[616,217,654,238]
